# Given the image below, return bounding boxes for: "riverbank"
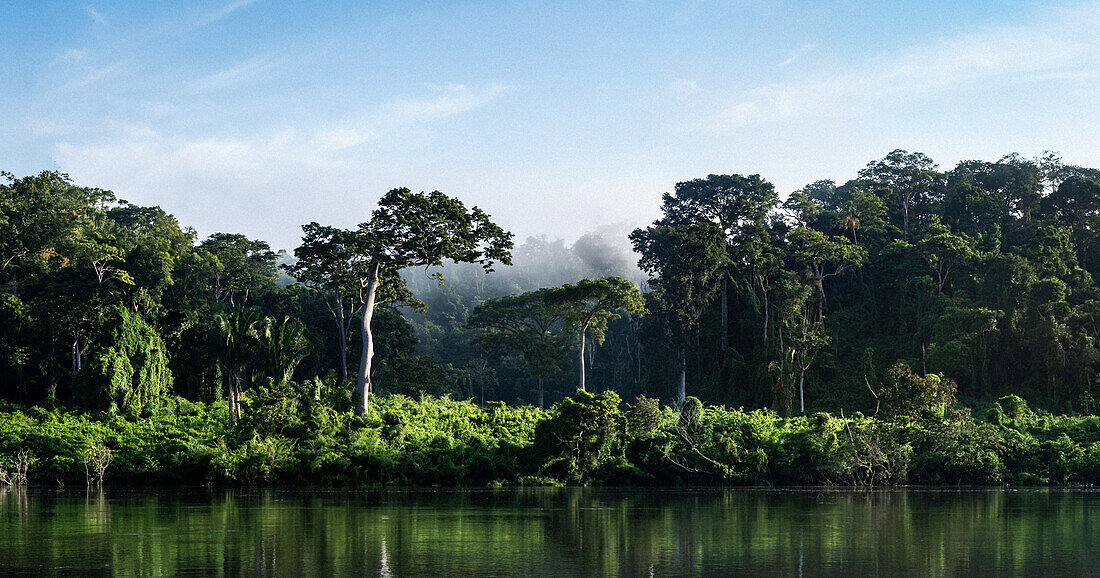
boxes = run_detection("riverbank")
[2,391,1100,487]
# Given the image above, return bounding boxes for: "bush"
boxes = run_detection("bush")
[533,390,627,484]
[4,391,1100,487]
[878,363,956,418]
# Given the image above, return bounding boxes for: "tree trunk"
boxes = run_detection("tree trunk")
[677,347,687,408]
[814,265,826,325]
[578,327,587,392]
[335,294,349,385]
[71,339,81,375]
[799,367,807,414]
[70,338,89,375]
[354,263,381,416]
[227,375,240,428]
[537,372,544,410]
[720,276,729,351]
[903,199,910,235]
[762,282,770,345]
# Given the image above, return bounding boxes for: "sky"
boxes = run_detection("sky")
[4,0,1100,251]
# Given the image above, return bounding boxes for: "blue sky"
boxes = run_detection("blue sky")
[4,0,1100,250]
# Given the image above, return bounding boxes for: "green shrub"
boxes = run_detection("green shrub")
[534,390,626,484]
[5,391,1100,487]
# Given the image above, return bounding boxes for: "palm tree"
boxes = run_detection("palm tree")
[840,208,860,244]
[214,307,264,427]
[263,316,311,386]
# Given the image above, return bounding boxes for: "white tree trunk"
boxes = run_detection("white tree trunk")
[355,263,381,416]
[799,368,807,414]
[578,328,587,392]
[227,375,241,428]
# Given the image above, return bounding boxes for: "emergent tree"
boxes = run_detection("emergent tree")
[292,188,513,415]
[546,276,645,393]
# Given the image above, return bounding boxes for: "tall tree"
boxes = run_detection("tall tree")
[631,222,728,406]
[859,150,941,235]
[107,203,194,314]
[837,189,887,244]
[918,216,977,294]
[740,219,785,346]
[199,233,278,307]
[546,276,645,393]
[0,171,97,286]
[787,226,867,323]
[773,277,826,414]
[658,174,778,350]
[293,188,512,415]
[283,224,367,385]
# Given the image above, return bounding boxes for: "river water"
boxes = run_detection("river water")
[2,487,1097,576]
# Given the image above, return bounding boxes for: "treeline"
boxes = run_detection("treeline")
[382,150,1100,416]
[634,150,1100,415]
[0,172,642,414]
[4,148,1100,420]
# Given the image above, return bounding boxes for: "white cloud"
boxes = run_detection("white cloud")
[682,2,1100,128]
[189,57,271,94]
[307,128,376,156]
[84,6,107,25]
[49,83,510,246]
[54,125,317,246]
[382,83,509,126]
[306,83,510,155]
[667,79,702,98]
[51,49,87,66]
[204,0,260,23]
[778,43,815,67]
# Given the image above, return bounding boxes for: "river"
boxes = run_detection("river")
[2,487,1097,576]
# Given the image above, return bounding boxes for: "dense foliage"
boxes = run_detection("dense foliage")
[5,149,1100,485]
[3,392,1100,487]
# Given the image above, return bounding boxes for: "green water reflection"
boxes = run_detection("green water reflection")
[2,487,1097,576]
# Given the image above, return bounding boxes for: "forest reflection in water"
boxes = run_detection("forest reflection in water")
[2,487,1098,576]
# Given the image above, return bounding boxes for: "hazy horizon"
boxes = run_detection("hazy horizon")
[6,1,1100,250]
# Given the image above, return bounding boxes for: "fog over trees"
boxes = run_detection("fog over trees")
[5,149,1100,417]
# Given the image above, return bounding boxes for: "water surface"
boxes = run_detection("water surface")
[2,487,1097,576]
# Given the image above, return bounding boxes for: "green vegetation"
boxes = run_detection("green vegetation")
[6,149,1100,486]
[3,392,1100,486]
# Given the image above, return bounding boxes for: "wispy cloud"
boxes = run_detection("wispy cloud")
[306,83,511,155]
[677,2,1100,129]
[53,124,323,246]
[51,49,88,66]
[779,43,815,67]
[667,79,702,98]
[52,83,510,213]
[189,57,271,94]
[84,5,107,25]
[204,0,260,23]
[306,127,376,156]
[383,83,509,125]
